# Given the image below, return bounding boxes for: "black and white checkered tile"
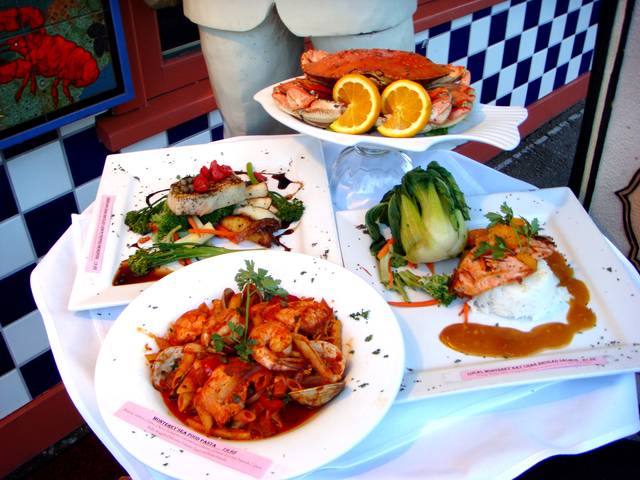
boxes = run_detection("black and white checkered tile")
[416,0,599,107]
[0,0,600,419]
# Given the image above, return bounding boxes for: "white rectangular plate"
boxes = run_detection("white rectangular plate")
[336,187,640,402]
[68,135,341,311]
[254,78,528,152]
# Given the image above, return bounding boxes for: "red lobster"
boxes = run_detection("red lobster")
[0,6,99,108]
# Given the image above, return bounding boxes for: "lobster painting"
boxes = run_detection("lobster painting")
[0,6,100,109]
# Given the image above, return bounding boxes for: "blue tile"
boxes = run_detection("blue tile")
[1,130,58,160]
[555,0,570,16]
[415,39,426,57]
[511,0,527,5]
[466,51,486,84]
[0,334,14,376]
[525,77,542,106]
[20,350,61,398]
[579,50,594,75]
[524,0,542,30]
[502,36,521,68]
[0,165,18,221]
[63,127,110,186]
[428,21,451,37]
[535,22,552,52]
[553,63,569,89]
[572,31,586,58]
[167,114,208,145]
[480,73,499,104]
[448,25,470,63]
[514,57,532,88]
[496,93,512,106]
[488,10,508,45]
[24,192,77,257]
[0,263,36,327]
[472,7,492,20]
[545,44,561,72]
[564,10,579,38]
[211,125,224,142]
[590,0,600,26]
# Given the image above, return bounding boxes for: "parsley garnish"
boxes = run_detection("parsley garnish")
[235,260,288,300]
[229,260,287,362]
[349,309,370,321]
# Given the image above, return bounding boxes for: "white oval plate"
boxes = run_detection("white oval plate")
[254,77,528,152]
[95,250,405,480]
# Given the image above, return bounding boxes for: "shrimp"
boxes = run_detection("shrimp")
[249,321,306,371]
[167,303,210,344]
[193,359,255,428]
[264,299,335,337]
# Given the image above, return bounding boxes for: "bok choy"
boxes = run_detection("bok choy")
[366,161,470,263]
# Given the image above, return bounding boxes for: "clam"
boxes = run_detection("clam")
[289,381,346,407]
[150,345,184,390]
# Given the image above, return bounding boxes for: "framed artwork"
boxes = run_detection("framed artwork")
[0,0,134,149]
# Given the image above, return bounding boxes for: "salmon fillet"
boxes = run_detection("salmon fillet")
[450,235,556,298]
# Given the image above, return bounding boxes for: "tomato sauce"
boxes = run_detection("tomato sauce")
[439,251,595,357]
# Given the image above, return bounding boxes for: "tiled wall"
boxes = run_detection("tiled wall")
[0,0,599,419]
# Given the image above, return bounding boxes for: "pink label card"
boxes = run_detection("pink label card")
[85,194,115,273]
[461,357,607,381]
[115,402,272,478]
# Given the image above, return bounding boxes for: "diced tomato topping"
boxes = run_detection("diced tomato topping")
[254,171,267,182]
[192,160,234,192]
[209,160,233,181]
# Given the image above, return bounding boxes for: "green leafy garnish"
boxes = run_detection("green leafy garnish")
[235,260,288,300]
[485,202,514,227]
[269,191,305,223]
[349,309,370,321]
[391,270,457,306]
[199,204,236,227]
[232,261,287,362]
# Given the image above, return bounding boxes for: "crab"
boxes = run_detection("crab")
[272,48,476,132]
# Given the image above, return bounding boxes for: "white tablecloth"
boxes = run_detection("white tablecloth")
[31,135,640,480]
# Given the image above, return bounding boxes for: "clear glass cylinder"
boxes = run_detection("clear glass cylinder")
[330,145,413,211]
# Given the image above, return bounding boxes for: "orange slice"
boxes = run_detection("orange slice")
[330,74,381,135]
[377,79,432,138]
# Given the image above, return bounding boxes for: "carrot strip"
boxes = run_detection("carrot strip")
[407,261,417,268]
[187,216,198,230]
[188,228,237,240]
[427,262,435,274]
[388,299,440,307]
[458,302,470,323]
[138,235,151,244]
[376,238,395,259]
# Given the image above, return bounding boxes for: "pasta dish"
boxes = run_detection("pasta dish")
[147,260,346,440]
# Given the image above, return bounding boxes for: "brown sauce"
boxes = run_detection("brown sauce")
[112,261,173,286]
[439,251,595,358]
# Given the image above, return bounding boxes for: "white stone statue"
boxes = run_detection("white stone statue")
[183,0,417,137]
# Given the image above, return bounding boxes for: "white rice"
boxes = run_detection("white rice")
[470,260,570,322]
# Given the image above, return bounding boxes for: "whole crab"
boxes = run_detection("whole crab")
[272,49,476,132]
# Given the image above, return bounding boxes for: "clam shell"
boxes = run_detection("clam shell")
[289,381,346,407]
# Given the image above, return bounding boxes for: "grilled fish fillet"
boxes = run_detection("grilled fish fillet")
[167,174,247,216]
